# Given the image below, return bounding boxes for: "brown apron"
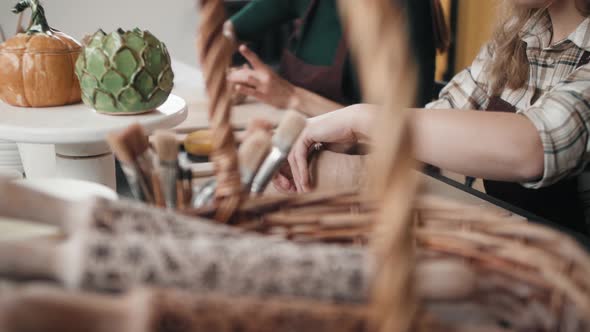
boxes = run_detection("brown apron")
[483,51,590,234]
[279,0,350,105]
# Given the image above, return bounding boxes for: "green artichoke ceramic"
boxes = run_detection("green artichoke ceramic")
[75,28,174,114]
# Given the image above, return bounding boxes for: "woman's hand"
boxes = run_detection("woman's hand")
[227,45,297,110]
[273,104,377,192]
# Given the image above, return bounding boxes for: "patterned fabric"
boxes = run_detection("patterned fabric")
[427,12,590,189]
[63,198,372,303]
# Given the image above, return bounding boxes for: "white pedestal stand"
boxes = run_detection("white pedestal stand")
[0,95,188,190]
[54,142,116,189]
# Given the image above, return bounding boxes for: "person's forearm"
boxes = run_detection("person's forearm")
[289,87,345,116]
[410,109,544,182]
[347,104,379,142]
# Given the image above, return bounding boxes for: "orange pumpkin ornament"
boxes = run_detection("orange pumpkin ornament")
[0,0,81,107]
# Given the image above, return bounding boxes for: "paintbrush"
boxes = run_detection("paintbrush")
[109,124,154,203]
[153,131,179,209]
[127,125,156,203]
[239,130,273,191]
[192,130,272,208]
[251,111,307,194]
[107,129,145,201]
[151,172,165,208]
[176,178,185,209]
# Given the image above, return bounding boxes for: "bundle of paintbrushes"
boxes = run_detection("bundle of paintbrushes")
[191,110,306,208]
[107,124,193,209]
[107,108,305,215]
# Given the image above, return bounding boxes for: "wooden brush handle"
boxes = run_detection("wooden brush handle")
[151,173,165,208]
[0,285,134,332]
[0,286,369,332]
[176,180,185,210]
[0,261,480,332]
[145,289,369,332]
[0,180,75,230]
[0,239,61,282]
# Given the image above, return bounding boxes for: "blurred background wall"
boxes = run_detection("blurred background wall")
[0,0,200,66]
[436,0,497,80]
[0,0,499,77]
[454,0,496,71]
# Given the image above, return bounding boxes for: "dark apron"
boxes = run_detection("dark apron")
[279,0,350,105]
[483,51,590,234]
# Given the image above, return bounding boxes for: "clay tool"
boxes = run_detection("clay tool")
[251,111,307,194]
[153,131,179,209]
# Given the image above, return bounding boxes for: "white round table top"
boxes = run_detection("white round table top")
[0,94,188,144]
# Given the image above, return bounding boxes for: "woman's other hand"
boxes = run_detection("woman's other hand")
[227,45,297,110]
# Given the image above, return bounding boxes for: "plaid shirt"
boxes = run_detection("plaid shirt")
[427,12,590,189]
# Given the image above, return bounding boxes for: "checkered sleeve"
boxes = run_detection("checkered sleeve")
[426,45,492,110]
[519,63,590,188]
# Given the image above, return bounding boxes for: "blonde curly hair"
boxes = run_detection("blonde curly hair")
[487,0,590,96]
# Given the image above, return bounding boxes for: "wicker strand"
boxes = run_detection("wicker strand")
[196,0,241,223]
[339,1,419,331]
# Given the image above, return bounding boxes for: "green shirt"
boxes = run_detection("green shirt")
[230,0,361,104]
[230,0,436,106]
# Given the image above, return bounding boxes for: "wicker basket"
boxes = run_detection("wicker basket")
[415,211,590,331]
[192,0,590,331]
[0,1,589,331]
